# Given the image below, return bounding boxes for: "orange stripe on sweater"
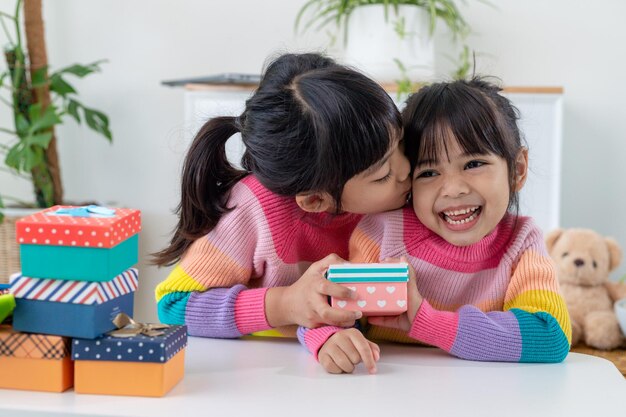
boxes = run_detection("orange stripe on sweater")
[349,227,381,263]
[179,237,252,289]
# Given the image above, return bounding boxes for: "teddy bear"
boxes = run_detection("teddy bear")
[546,228,626,350]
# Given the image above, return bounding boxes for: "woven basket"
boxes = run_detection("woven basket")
[0,209,38,284]
[0,216,21,284]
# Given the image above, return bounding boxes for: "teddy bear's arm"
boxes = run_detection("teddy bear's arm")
[605,281,626,302]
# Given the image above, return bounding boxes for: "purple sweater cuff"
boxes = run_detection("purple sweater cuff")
[185,285,247,338]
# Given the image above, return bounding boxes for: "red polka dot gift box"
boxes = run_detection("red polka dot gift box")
[15,205,141,282]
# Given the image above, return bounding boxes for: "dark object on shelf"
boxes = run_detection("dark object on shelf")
[161,73,261,87]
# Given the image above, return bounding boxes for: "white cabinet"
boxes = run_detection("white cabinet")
[184,85,563,233]
[503,90,563,235]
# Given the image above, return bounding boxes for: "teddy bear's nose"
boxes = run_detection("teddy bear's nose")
[574,258,585,267]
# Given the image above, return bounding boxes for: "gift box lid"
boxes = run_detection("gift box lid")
[72,325,187,363]
[10,268,138,305]
[327,263,409,283]
[0,325,71,359]
[16,205,141,248]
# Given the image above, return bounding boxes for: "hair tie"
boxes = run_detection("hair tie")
[234,115,244,131]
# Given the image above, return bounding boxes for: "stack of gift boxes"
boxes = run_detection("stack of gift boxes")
[0,205,187,397]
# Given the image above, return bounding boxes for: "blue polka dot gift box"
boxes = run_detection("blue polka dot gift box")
[10,268,138,339]
[72,321,187,397]
[15,205,141,282]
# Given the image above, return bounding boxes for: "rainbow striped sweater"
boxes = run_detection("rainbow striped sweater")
[155,175,362,338]
[298,207,571,363]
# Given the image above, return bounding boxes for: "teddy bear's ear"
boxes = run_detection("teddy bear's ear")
[545,229,564,253]
[605,237,623,272]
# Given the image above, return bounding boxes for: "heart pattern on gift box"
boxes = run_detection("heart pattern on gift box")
[331,282,407,316]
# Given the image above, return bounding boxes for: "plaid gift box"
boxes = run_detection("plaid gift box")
[0,325,73,392]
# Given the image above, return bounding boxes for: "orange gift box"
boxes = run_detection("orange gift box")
[72,324,187,397]
[0,325,73,392]
[74,349,185,397]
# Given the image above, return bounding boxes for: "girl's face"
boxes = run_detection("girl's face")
[412,137,527,246]
[340,139,412,214]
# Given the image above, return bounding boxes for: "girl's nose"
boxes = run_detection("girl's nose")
[441,175,470,198]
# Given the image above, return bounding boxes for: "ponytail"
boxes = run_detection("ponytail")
[152,116,247,266]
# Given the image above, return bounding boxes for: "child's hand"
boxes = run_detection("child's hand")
[368,257,423,332]
[318,328,380,374]
[266,254,361,328]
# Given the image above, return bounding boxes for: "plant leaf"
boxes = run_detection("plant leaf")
[83,107,112,141]
[31,66,49,88]
[24,146,44,172]
[67,99,81,123]
[28,103,62,133]
[52,60,105,78]
[24,132,53,148]
[16,113,30,136]
[50,74,77,96]
[5,144,23,171]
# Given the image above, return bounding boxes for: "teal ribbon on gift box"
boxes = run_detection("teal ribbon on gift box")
[49,205,116,218]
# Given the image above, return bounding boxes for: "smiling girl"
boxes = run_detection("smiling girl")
[299,78,572,374]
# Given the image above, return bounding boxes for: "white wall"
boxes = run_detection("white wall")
[1,0,624,322]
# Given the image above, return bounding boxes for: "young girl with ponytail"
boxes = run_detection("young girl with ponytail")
[153,53,410,362]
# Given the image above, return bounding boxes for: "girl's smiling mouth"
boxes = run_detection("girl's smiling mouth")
[439,206,482,231]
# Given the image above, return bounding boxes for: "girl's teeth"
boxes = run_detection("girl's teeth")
[443,206,479,216]
[445,210,479,225]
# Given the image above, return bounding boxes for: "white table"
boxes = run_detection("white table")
[0,336,624,417]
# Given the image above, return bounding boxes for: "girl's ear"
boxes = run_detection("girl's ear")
[295,193,334,213]
[512,148,529,192]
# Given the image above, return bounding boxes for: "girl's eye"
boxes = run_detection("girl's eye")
[416,170,437,179]
[375,172,392,183]
[465,160,485,169]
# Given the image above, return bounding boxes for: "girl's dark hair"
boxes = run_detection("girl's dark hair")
[402,77,524,214]
[153,53,401,266]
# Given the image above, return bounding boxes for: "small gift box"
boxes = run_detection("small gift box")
[327,263,409,316]
[0,284,15,323]
[0,325,73,392]
[10,268,138,339]
[72,316,187,397]
[16,205,141,281]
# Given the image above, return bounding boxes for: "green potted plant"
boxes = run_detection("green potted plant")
[0,0,112,280]
[296,0,477,91]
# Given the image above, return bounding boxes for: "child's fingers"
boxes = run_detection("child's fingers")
[329,346,356,373]
[319,353,344,374]
[351,336,378,374]
[317,304,362,327]
[313,253,347,273]
[320,280,358,300]
[369,341,381,361]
